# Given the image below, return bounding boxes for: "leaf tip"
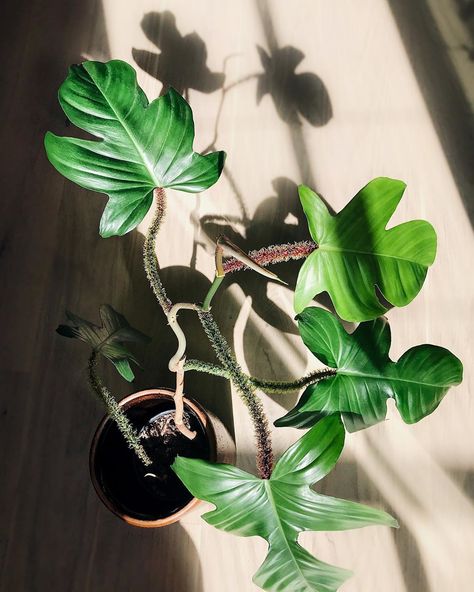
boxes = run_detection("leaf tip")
[297,184,313,199]
[98,218,115,239]
[113,360,135,382]
[56,324,77,339]
[44,131,58,161]
[217,150,226,169]
[44,130,53,145]
[293,293,306,316]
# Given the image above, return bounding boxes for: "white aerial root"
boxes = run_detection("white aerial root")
[167,303,200,440]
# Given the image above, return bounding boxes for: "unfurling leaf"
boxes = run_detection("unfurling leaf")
[173,416,397,592]
[57,304,150,381]
[276,308,463,432]
[294,178,437,321]
[45,60,225,237]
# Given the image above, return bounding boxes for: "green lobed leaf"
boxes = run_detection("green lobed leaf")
[276,308,463,431]
[294,178,437,321]
[56,304,150,381]
[173,416,397,592]
[45,60,225,237]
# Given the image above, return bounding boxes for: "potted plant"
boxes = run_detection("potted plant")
[45,59,463,591]
[56,305,231,527]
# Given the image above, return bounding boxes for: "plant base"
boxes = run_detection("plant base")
[90,389,217,527]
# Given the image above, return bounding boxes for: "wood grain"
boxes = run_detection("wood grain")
[1,0,472,590]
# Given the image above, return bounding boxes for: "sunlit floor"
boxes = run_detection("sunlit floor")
[0,0,473,590]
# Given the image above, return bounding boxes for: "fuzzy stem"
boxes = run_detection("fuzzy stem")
[143,193,320,479]
[183,359,336,392]
[143,188,173,314]
[143,193,198,438]
[250,369,336,392]
[88,352,152,466]
[222,241,317,274]
[197,310,274,479]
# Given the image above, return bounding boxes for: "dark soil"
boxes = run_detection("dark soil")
[93,396,211,521]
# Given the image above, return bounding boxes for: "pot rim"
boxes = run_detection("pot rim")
[89,388,216,528]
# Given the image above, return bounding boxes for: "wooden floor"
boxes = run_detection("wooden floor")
[1,0,473,590]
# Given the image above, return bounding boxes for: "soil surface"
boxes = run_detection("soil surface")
[94,397,211,521]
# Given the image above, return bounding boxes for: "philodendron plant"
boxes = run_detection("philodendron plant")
[46,60,463,592]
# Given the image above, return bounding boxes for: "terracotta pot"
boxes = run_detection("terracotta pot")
[90,388,234,528]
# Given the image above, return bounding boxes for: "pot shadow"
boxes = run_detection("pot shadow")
[132,11,225,96]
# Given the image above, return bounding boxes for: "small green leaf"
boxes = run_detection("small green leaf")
[294,178,437,321]
[111,358,135,382]
[173,416,397,592]
[45,60,225,237]
[56,304,150,382]
[276,308,463,431]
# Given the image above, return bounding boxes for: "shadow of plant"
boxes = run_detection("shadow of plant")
[200,177,309,336]
[132,11,225,96]
[256,45,332,127]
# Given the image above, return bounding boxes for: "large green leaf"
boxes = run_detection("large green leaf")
[276,308,463,431]
[57,304,150,381]
[173,416,397,592]
[294,178,437,321]
[45,60,225,237]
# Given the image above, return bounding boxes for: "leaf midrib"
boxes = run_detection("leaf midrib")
[319,243,425,265]
[264,480,313,590]
[87,68,160,187]
[337,367,448,389]
[93,326,129,355]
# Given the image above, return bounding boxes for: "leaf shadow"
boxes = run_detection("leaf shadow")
[133,11,225,96]
[198,177,338,409]
[255,44,332,128]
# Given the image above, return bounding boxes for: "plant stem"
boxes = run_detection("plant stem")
[183,359,336,392]
[167,303,201,371]
[251,370,336,392]
[143,187,172,314]
[173,358,197,440]
[143,192,319,479]
[202,275,225,311]
[222,241,317,274]
[167,302,199,440]
[197,310,273,479]
[88,352,152,467]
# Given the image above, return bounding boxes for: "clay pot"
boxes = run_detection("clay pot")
[90,388,234,528]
